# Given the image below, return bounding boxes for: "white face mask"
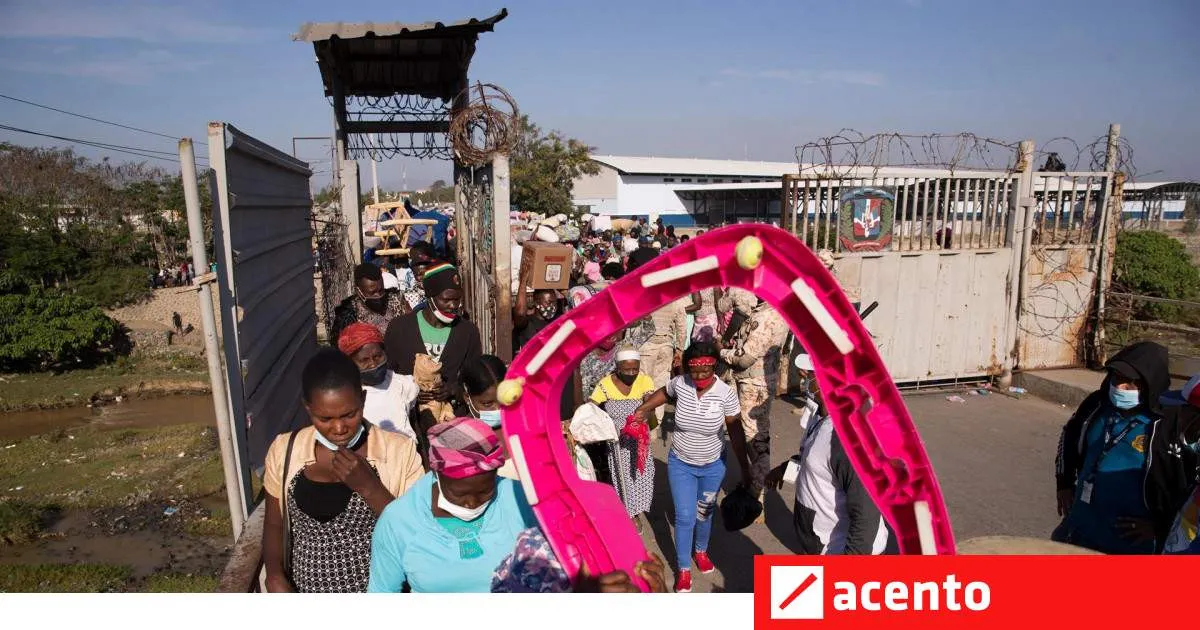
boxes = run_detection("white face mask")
[436,474,492,521]
[431,306,458,324]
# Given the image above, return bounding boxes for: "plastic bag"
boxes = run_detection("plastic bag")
[568,402,618,444]
[573,444,597,481]
[720,484,763,532]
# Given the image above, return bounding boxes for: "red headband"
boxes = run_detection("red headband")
[687,357,717,367]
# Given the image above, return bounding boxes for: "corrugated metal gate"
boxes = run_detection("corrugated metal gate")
[209,123,318,472]
[782,166,1113,384]
[454,155,513,360]
[784,172,1019,383]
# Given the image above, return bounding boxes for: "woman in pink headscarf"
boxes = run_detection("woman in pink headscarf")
[368,417,538,592]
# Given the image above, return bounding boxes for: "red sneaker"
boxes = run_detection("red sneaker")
[675,569,693,593]
[694,551,715,574]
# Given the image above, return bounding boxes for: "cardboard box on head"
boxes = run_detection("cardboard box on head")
[521,241,574,290]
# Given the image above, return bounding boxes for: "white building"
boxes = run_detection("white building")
[571,155,796,226]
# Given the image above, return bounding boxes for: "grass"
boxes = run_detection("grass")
[185,506,233,538]
[0,500,55,545]
[0,355,208,412]
[0,424,224,510]
[0,563,133,593]
[142,573,219,593]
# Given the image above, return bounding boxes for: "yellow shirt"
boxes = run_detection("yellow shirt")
[262,424,425,500]
[590,373,657,404]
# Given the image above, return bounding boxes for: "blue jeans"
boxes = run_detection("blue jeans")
[667,450,726,571]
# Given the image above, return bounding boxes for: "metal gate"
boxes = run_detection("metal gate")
[208,123,318,474]
[1018,171,1112,369]
[454,154,513,360]
[783,170,1020,383]
[782,162,1115,382]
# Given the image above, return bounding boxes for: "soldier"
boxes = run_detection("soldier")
[718,298,790,518]
[638,297,689,425]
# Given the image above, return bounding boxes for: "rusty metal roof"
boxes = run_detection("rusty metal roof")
[293,8,507,101]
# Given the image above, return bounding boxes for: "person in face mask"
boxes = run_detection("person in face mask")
[368,417,537,593]
[383,263,482,405]
[1054,341,1172,554]
[588,345,657,532]
[513,260,562,354]
[262,349,424,593]
[764,353,894,557]
[460,355,519,480]
[338,323,419,441]
[632,342,751,593]
[332,264,412,345]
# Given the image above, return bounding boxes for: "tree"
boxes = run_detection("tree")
[510,115,599,220]
[1183,195,1198,235]
[1113,230,1200,323]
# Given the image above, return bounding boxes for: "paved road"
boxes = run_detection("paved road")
[631,390,1070,592]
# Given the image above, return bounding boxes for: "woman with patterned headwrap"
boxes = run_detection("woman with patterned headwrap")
[368,417,537,593]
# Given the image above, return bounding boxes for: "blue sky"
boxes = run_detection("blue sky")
[1,0,1197,189]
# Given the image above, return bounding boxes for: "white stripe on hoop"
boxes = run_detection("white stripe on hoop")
[640,256,719,288]
[914,500,937,555]
[507,435,539,505]
[790,278,854,354]
[526,320,576,375]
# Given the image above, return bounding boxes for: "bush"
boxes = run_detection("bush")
[1113,230,1200,323]
[71,266,152,308]
[0,291,122,371]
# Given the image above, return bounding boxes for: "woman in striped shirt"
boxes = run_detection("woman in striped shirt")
[633,342,751,593]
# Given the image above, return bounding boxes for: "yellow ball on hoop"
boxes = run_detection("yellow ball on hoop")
[497,378,525,406]
[735,236,764,270]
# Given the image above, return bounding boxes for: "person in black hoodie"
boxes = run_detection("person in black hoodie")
[383,263,481,402]
[1053,341,1178,553]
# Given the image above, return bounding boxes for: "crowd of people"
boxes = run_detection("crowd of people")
[262,211,1200,595]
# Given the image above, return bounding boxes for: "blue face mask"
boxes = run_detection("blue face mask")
[314,423,366,451]
[1108,383,1140,410]
[479,409,502,429]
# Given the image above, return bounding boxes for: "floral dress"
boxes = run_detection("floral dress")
[590,373,656,517]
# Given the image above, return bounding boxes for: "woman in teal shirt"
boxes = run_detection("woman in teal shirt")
[368,416,536,592]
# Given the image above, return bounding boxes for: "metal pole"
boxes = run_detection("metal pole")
[370,134,380,204]
[178,138,247,538]
[1013,140,1037,372]
[1093,124,1121,366]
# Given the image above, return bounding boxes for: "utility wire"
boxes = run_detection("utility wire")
[0,91,207,146]
[0,122,206,166]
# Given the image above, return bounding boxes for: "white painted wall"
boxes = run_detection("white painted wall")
[615,175,689,215]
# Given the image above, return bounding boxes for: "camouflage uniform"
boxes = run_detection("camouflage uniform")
[720,301,790,496]
[638,297,688,423]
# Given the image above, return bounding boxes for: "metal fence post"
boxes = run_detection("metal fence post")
[1092,124,1122,366]
[179,138,247,538]
[493,154,514,362]
[1008,140,1036,374]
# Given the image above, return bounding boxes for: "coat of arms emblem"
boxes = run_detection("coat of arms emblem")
[837,187,895,252]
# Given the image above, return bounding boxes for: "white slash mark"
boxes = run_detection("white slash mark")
[641,256,719,287]
[507,435,539,505]
[914,500,937,555]
[790,278,854,354]
[526,320,576,375]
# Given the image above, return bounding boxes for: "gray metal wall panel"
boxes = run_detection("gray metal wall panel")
[210,123,316,469]
[846,250,1010,382]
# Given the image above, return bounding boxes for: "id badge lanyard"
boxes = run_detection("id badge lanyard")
[1079,416,1139,504]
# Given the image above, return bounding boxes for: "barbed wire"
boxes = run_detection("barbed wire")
[449,82,520,166]
[794,129,1137,181]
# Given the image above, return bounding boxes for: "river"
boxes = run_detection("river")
[0,394,217,442]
